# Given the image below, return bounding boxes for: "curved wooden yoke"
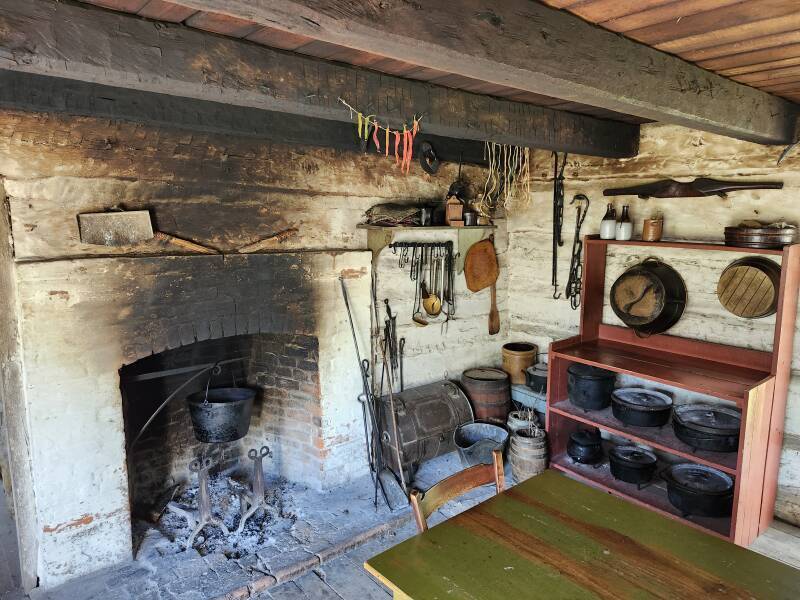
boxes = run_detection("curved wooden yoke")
[410,448,505,533]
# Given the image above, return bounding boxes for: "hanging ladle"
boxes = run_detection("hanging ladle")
[423,250,442,317]
[413,245,429,326]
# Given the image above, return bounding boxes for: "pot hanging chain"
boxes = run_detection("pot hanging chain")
[552,152,567,299]
[566,193,589,310]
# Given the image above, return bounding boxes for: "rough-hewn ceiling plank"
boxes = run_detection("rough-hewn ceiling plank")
[0,0,638,158]
[157,0,798,144]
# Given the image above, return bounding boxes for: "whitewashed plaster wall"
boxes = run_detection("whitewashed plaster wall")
[0,190,38,591]
[507,123,800,526]
[372,223,509,392]
[0,108,493,589]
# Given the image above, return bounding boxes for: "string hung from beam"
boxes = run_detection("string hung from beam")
[338,97,422,174]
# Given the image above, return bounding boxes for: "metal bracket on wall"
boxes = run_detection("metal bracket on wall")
[358,224,494,273]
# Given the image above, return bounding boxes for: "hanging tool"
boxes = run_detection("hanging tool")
[399,338,405,392]
[339,277,390,509]
[566,194,590,310]
[379,339,409,496]
[390,241,456,323]
[552,152,567,299]
[384,299,398,380]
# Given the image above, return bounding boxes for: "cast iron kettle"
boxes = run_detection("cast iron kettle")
[567,428,603,464]
[610,258,687,337]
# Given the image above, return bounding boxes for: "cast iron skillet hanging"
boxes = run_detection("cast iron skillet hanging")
[610,258,686,337]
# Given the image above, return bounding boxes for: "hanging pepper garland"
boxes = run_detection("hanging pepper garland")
[338,97,421,173]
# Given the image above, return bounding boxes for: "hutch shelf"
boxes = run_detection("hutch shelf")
[546,235,800,546]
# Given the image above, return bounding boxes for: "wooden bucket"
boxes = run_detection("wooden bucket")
[509,428,548,482]
[460,368,511,425]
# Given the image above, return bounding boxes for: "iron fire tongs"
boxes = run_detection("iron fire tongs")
[552,152,567,299]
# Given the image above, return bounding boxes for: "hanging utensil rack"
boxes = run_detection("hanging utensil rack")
[357,224,494,273]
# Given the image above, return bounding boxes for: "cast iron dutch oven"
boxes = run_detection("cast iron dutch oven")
[672,404,741,453]
[567,428,603,464]
[567,364,616,411]
[609,445,658,485]
[662,463,734,518]
[610,258,687,337]
[611,388,673,427]
[525,363,549,395]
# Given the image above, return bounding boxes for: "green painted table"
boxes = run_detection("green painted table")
[365,471,800,599]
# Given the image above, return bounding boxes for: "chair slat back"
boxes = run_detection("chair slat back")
[410,448,504,532]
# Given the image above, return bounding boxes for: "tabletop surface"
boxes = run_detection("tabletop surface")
[365,470,799,599]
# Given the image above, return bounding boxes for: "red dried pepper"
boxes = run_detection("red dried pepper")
[385,128,390,157]
[404,129,412,173]
[372,120,381,152]
[394,131,401,165]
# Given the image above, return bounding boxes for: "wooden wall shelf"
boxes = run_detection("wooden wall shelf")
[546,235,800,546]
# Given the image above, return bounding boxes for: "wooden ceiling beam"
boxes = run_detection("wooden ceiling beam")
[0,70,492,166]
[157,0,799,145]
[0,0,638,158]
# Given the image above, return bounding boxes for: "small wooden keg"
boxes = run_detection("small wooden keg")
[717,257,780,319]
[460,368,511,425]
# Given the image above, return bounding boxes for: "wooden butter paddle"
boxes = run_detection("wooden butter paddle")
[464,237,500,335]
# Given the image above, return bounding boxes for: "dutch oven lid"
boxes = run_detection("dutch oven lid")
[569,429,601,446]
[665,464,733,495]
[612,388,672,411]
[462,367,509,381]
[673,404,741,435]
[567,363,615,380]
[609,445,657,466]
[527,362,549,375]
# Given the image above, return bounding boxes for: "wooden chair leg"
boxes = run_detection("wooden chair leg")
[409,489,428,533]
[492,448,505,493]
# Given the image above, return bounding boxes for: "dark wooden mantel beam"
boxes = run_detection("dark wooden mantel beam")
[161,0,799,145]
[0,0,638,158]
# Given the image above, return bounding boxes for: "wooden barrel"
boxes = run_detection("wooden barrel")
[460,368,511,425]
[509,428,548,482]
[717,257,780,319]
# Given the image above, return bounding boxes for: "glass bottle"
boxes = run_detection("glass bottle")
[616,205,633,240]
[600,203,616,239]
